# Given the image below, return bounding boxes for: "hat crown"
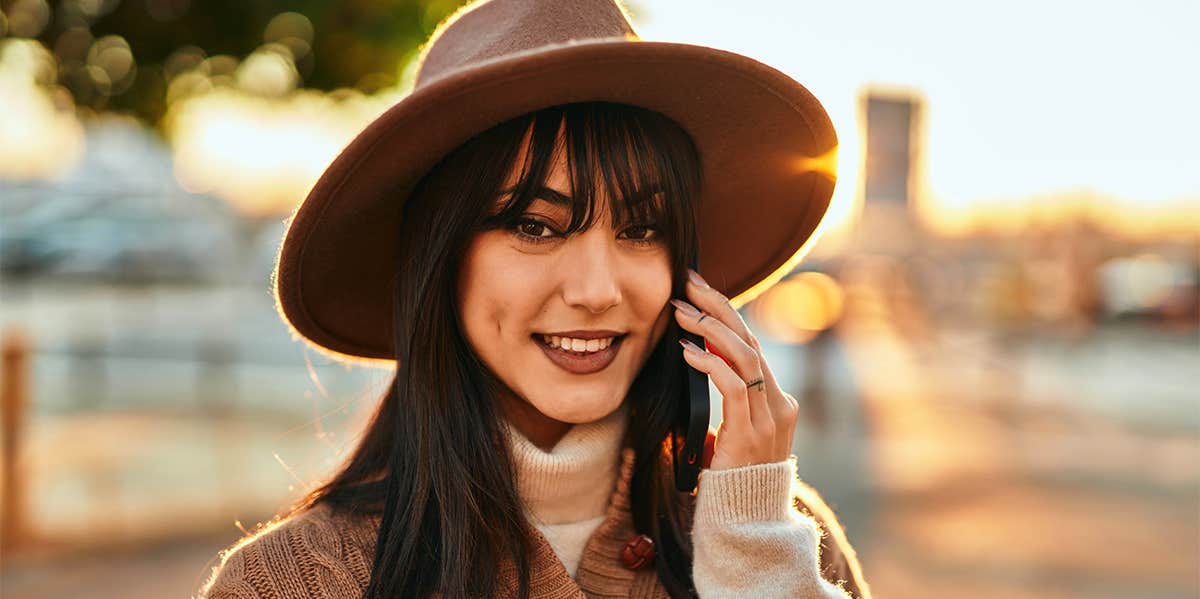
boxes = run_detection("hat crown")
[415,0,638,89]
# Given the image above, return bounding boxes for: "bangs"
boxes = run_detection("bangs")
[479,102,701,250]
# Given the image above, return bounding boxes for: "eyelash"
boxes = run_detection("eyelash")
[511,217,661,247]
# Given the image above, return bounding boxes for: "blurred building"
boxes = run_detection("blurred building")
[763,88,1197,342]
[853,92,923,257]
[862,97,914,207]
[0,118,244,285]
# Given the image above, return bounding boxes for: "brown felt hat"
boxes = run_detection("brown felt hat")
[273,0,838,364]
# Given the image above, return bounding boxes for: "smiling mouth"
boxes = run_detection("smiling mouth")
[530,333,629,354]
[530,332,629,375]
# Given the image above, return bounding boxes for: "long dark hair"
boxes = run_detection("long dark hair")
[288,101,704,598]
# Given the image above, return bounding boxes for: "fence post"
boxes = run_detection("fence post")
[1,327,30,555]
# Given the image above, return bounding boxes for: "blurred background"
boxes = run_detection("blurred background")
[0,0,1196,597]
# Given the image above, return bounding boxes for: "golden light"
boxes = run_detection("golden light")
[917,189,1200,241]
[264,12,314,46]
[4,0,50,38]
[165,83,405,218]
[793,144,838,180]
[85,35,135,95]
[748,271,845,344]
[0,38,84,181]
[235,45,298,97]
[158,42,422,219]
[810,105,863,245]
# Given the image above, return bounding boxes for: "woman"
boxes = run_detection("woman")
[200,1,870,598]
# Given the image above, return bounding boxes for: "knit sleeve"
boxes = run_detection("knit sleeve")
[197,541,263,599]
[195,504,375,599]
[691,456,871,599]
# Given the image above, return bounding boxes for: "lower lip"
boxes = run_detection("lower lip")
[534,334,626,375]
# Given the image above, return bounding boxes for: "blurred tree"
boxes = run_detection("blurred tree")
[18,0,469,124]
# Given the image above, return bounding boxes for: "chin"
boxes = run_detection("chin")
[528,391,625,424]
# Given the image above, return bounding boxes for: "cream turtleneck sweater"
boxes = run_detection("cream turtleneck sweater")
[500,401,629,578]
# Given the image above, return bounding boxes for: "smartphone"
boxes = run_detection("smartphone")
[674,255,711,493]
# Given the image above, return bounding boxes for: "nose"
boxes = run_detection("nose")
[560,228,622,314]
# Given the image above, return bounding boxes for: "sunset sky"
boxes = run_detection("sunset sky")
[635,0,1197,215]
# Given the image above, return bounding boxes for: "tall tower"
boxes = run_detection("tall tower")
[855,90,924,253]
[864,95,916,206]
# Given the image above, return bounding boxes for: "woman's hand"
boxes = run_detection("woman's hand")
[670,268,800,471]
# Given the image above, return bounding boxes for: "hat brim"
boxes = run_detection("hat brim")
[274,38,838,363]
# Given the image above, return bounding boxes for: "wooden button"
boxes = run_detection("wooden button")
[620,534,656,570]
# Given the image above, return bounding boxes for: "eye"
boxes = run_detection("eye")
[511,218,558,245]
[621,224,661,246]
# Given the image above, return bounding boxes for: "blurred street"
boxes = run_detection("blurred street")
[828,269,1198,599]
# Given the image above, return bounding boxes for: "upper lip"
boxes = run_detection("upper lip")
[537,330,625,339]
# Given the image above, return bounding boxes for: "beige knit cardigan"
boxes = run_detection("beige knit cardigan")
[198,432,870,598]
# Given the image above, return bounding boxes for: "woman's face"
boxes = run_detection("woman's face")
[456,124,673,426]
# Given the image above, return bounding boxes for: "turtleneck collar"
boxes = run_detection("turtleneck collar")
[501,401,630,526]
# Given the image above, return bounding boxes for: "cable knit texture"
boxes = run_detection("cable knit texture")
[197,406,871,598]
[692,457,862,597]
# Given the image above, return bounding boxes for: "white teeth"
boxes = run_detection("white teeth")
[539,334,617,352]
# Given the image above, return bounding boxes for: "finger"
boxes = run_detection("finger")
[746,330,788,415]
[743,331,795,457]
[679,338,751,432]
[672,300,772,432]
[743,367,772,439]
[670,298,760,382]
[672,298,771,429]
[685,269,755,348]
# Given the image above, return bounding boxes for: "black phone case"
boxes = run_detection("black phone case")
[674,255,710,493]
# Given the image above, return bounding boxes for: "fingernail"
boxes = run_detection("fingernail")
[678,338,704,354]
[687,268,709,288]
[669,298,699,317]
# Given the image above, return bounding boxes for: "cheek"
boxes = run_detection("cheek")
[630,254,673,334]
[458,239,509,347]
[647,254,674,302]
[459,238,545,344]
